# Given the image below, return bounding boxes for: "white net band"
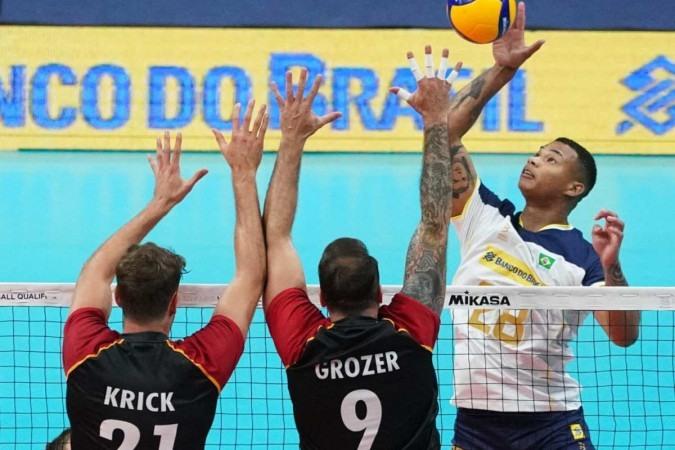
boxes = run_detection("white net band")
[1,283,673,310]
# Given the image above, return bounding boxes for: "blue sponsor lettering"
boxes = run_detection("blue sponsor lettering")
[508,70,543,132]
[30,64,77,129]
[203,66,251,130]
[148,66,195,129]
[0,54,542,135]
[82,65,131,129]
[268,53,327,129]
[0,66,25,127]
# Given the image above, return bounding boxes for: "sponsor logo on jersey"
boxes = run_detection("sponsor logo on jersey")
[538,253,556,269]
[480,245,544,286]
[570,423,586,440]
[447,291,511,306]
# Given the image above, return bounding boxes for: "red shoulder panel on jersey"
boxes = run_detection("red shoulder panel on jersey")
[265,287,330,367]
[170,314,245,391]
[63,307,122,377]
[379,293,440,350]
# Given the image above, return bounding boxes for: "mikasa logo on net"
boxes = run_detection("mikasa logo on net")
[447,291,511,306]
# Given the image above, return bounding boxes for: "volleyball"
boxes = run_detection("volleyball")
[447,0,517,44]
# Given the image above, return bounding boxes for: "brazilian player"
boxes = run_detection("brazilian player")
[444,3,640,449]
[62,102,268,449]
[263,48,459,449]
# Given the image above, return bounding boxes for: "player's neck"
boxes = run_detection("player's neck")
[520,203,570,232]
[328,304,379,322]
[122,318,170,335]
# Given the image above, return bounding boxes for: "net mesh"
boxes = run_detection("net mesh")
[0,284,673,449]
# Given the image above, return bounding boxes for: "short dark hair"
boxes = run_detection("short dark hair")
[115,243,186,323]
[46,428,70,450]
[318,238,380,315]
[555,137,597,202]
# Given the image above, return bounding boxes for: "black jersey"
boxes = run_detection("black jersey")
[267,288,441,450]
[63,307,244,450]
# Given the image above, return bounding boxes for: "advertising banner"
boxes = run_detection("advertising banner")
[0,27,673,153]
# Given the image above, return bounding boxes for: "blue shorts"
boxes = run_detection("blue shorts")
[452,407,595,450]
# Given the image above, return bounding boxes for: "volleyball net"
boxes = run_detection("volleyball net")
[0,284,673,449]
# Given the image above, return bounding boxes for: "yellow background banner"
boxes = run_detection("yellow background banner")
[0,27,673,153]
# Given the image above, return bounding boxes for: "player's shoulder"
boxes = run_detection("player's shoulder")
[476,182,517,219]
[520,223,600,271]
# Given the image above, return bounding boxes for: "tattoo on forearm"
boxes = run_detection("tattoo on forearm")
[420,125,452,228]
[606,262,628,286]
[450,144,463,158]
[452,157,474,199]
[449,144,476,199]
[402,124,452,315]
[401,230,448,315]
[451,72,487,111]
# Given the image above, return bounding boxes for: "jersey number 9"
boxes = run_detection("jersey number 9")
[340,389,383,450]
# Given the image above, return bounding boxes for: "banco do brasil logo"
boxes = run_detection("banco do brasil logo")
[617,55,674,135]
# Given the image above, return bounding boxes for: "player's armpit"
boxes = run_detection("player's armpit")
[63,307,120,376]
[172,314,245,390]
[263,238,306,310]
[380,293,440,349]
[265,287,326,367]
[450,141,479,219]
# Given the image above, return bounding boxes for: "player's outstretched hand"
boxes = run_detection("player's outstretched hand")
[390,45,462,124]
[148,131,208,207]
[592,209,625,269]
[212,100,268,174]
[270,69,341,144]
[493,2,545,70]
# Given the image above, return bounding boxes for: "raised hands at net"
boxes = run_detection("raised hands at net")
[148,131,208,208]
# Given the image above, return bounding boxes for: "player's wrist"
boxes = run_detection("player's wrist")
[147,196,175,215]
[423,110,450,126]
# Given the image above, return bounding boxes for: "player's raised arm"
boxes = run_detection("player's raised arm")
[212,100,268,337]
[591,210,640,347]
[448,1,544,217]
[70,132,207,316]
[392,46,459,315]
[262,69,341,307]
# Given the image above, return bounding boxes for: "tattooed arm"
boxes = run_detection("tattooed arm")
[391,46,457,315]
[401,123,452,315]
[592,210,640,347]
[448,1,544,216]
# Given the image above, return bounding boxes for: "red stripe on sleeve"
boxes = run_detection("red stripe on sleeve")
[172,314,245,390]
[379,293,440,349]
[265,288,329,367]
[63,307,120,376]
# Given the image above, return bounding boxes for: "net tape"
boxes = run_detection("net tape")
[1,283,673,310]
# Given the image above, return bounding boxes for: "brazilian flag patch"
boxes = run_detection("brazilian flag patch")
[570,423,586,440]
[538,253,556,270]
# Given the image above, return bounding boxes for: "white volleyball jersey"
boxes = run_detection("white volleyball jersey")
[450,181,604,412]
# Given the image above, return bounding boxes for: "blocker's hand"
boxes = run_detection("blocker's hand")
[149,131,208,207]
[390,45,462,124]
[492,2,545,70]
[212,99,268,174]
[270,69,341,143]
